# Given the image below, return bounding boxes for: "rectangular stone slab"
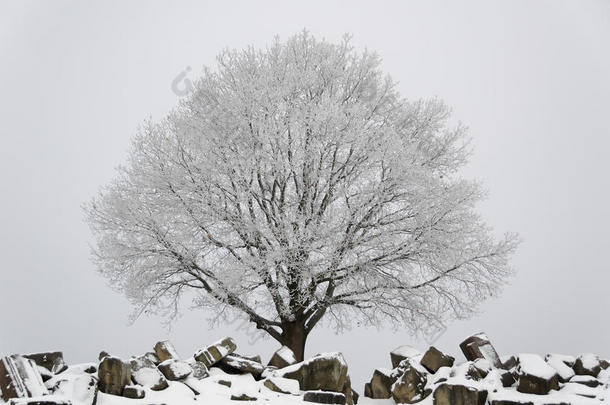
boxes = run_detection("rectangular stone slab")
[433,384,488,405]
[97,356,131,396]
[193,337,237,367]
[0,356,48,401]
[23,352,67,375]
[154,341,180,362]
[459,333,502,367]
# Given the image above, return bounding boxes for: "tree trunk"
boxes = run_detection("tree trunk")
[278,321,308,362]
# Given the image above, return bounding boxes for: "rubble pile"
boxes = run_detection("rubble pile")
[362,332,610,404]
[1,332,609,404]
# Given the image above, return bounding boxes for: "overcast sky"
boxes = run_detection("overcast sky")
[1,0,609,389]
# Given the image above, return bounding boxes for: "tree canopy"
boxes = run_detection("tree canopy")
[85,32,518,360]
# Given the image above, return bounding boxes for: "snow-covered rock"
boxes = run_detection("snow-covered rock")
[0,355,49,401]
[36,365,54,383]
[560,379,602,398]
[187,360,209,380]
[141,351,161,365]
[472,358,492,378]
[303,390,346,404]
[433,383,488,405]
[420,346,455,374]
[23,352,68,375]
[131,366,168,391]
[158,359,192,381]
[390,345,421,368]
[44,363,97,402]
[275,352,348,393]
[545,353,575,382]
[229,374,259,401]
[97,356,131,396]
[459,332,502,367]
[5,333,610,405]
[268,346,297,369]
[574,353,602,377]
[263,376,300,395]
[516,353,559,395]
[450,361,486,381]
[569,374,602,387]
[217,354,265,379]
[194,337,237,368]
[498,369,518,388]
[547,353,576,367]
[129,353,168,390]
[391,361,429,403]
[154,341,180,362]
[122,384,145,399]
[364,368,394,399]
[500,355,518,370]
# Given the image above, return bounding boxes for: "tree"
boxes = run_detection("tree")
[85,32,519,362]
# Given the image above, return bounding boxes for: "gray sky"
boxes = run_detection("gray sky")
[1,0,609,389]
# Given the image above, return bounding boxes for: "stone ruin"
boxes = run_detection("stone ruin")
[0,332,608,404]
[363,332,610,404]
[0,336,354,405]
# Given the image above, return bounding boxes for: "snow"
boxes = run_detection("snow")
[44,367,97,405]
[159,359,192,377]
[518,353,557,379]
[130,355,154,371]
[545,354,575,381]
[482,369,504,386]
[276,346,296,364]
[222,355,261,371]
[263,377,300,395]
[570,374,599,384]
[471,332,490,341]
[391,345,421,359]
[472,358,491,373]
[313,352,347,367]
[3,394,71,405]
[432,365,452,381]
[449,362,480,383]
[39,370,307,405]
[97,381,195,405]
[36,365,53,379]
[16,357,48,397]
[560,381,600,397]
[132,367,164,386]
[486,387,600,405]
[217,346,231,359]
[193,339,235,367]
[213,338,236,357]
[479,343,499,360]
[229,374,259,398]
[71,375,97,403]
[161,372,307,404]
[394,358,428,377]
[275,352,346,377]
[546,353,576,366]
[61,363,97,374]
[579,353,600,369]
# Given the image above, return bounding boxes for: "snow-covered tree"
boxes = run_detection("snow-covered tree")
[85,32,518,361]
